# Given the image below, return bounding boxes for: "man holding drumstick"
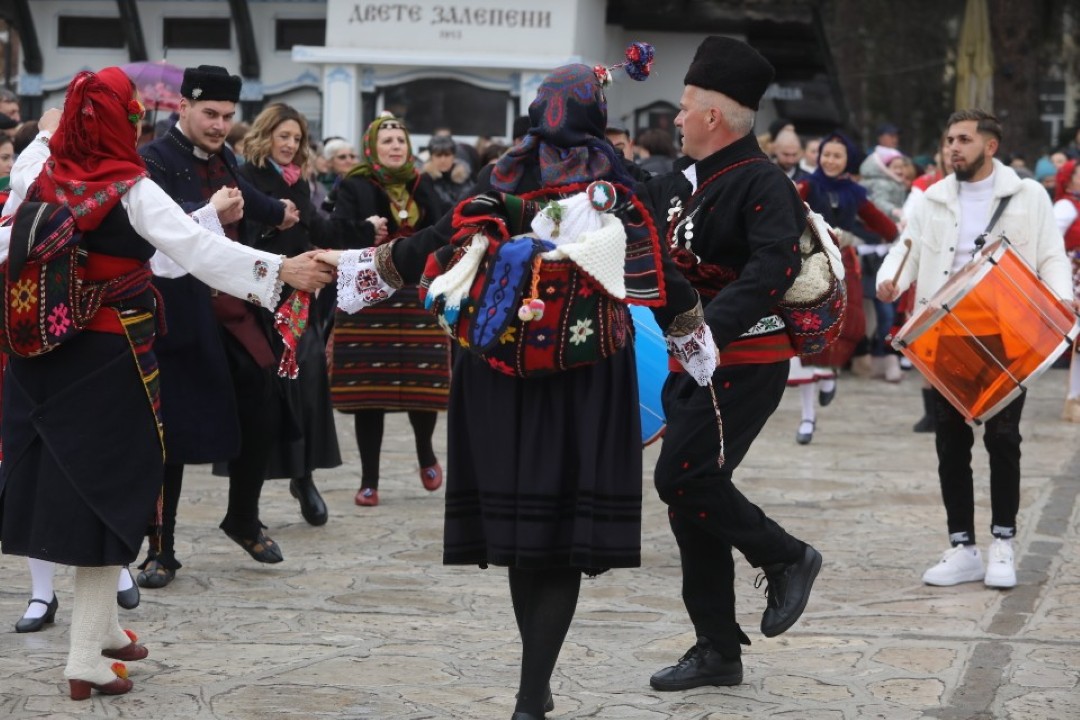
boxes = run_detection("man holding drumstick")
[876,109,1072,589]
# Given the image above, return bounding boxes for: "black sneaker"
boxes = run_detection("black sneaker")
[649,637,743,691]
[759,544,822,638]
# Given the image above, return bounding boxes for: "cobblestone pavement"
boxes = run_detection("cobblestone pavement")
[2,367,1079,719]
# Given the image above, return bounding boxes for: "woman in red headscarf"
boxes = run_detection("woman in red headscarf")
[0,67,331,699]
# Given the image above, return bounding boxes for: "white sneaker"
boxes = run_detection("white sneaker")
[984,539,1017,588]
[922,545,985,586]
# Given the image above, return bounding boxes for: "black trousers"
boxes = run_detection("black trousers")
[218,333,281,538]
[932,389,1023,546]
[654,361,804,658]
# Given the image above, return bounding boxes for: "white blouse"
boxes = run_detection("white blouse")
[0,132,285,308]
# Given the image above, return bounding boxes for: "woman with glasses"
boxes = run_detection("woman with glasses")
[329,113,448,507]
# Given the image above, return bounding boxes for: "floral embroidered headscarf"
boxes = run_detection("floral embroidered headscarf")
[492,63,632,191]
[32,67,148,231]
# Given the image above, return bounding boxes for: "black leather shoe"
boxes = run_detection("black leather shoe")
[15,595,59,633]
[225,528,284,564]
[818,383,837,407]
[649,637,743,690]
[116,568,140,609]
[759,544,823,638]
[515,686,554,713]
[290,476,328,526]
[137,558,176,589]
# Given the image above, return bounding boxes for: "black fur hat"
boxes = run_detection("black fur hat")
[180,65,241,103]
[683,36,774,111]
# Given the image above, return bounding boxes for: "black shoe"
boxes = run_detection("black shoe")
[136,558,177,589]
[290,476,328,526]
[818,383,837,407]
[515,686,554,713]
[758,544,822,638]
[649,637,743,690]
[15,595,59,633]
[225,528,284,564]
[795,419,815,445]
[116,568,140,609]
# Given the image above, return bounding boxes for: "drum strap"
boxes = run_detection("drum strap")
[974,195,1012,250]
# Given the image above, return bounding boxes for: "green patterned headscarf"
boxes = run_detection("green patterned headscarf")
[347,115,417,187]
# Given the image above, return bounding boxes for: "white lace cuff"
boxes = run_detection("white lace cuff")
[337,247,395,314]
[666,321,718,387]
[191,203,225,236]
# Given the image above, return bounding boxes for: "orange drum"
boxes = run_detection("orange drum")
[892,238,1079,423]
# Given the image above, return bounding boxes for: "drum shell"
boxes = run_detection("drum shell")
[892,239,1078,423]
[630,305,667,445]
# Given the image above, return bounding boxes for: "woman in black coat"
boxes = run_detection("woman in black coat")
[234,103,342,525]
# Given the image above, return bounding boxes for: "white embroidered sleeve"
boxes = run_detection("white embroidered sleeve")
[190,202,225,236]
[337,247,395,314]
[3,132,50,217]
[123,179,285,308]
[666,321,718,387]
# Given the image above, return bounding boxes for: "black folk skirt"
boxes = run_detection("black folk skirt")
[442,340,643,573]
[0,326,164,566]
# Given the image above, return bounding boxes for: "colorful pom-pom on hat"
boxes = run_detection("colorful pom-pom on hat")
[593,42,656,87]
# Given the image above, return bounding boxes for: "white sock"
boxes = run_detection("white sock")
[800,384,816,423]
[819,377,836,395]
[24,558,57,620]
[117,567,133,593]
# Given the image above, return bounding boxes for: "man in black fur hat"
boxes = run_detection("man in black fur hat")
[135,65,318,590]
[645,36,823,691]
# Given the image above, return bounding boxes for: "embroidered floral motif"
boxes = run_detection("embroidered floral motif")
[253,260,270,281]
[498,325,517,344]
[247,293,262,307]
[790,309,823,332]
[46,303,72,336]
[568,318,595,345]
[11,278,37,312]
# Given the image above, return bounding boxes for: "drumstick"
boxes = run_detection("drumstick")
[891,238,913,286]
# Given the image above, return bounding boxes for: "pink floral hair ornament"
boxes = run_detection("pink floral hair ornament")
[592,42,656,87]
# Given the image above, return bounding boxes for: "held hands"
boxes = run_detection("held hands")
[210,186,244,225]
[277,199,301,230]
[366,215,389,244]
[280,249,335,292]
[315,250,342,267]
[666,321,719,387]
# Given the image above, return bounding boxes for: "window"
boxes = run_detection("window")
[163,18,231,50]
[58,17,125,48]
[380,79,508,138]
[276,19,326,51]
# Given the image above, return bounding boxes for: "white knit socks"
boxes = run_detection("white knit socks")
[64,566,131,684]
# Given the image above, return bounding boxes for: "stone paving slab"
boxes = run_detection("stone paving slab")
[1,367,1079,719]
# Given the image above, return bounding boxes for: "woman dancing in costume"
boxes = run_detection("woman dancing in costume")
[0,67,330,699]
[318,58,713,720]
[328,114,449,507]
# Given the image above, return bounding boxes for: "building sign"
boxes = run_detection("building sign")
[326,0,578,55]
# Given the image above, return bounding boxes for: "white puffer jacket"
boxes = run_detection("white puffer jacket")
[877,159,1071,305]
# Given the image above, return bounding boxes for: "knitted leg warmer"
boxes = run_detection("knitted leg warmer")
[64,567,131,684]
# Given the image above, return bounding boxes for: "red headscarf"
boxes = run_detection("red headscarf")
[1054,159,1079,202]
[33,67,148,231]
